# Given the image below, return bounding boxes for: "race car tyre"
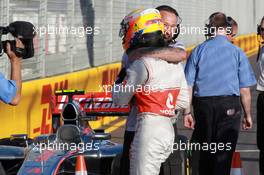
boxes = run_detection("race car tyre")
[0,162,6,175]
[111,154,122,175]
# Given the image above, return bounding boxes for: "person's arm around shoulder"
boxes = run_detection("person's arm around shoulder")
[4,38,23,105]
[128,47,187,63]
[112,59,148,105]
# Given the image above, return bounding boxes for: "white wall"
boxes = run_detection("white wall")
[0,0,263,80]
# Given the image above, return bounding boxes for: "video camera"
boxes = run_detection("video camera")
[0,21,36,59]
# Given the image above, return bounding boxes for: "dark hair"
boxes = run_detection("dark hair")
[209,12,230,29]
[126,31,165,54]
[261,16,264,25]
[205,12,232,39]
[156,5,179,17]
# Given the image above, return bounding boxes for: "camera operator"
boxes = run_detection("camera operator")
[0,38,24,105]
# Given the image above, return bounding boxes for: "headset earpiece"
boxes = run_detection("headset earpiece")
[258,16,264,35]
[172,15,182,41]
[172,24,180,41]
[205,23,214,38]
[226,16,232,27]
[226,16,233,35]
[258,25,261,35]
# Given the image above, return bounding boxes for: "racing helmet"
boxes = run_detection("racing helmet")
[119,8,165,51]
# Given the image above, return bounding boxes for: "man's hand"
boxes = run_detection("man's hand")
[240,87,253,130]
[6,38,24,61]
[242,115,253,130]
[184,114,195,129]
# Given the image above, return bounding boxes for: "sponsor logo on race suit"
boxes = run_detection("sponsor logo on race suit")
[135,88,180,117]
[160,92,176,116]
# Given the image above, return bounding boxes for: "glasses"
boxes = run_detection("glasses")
[162,15,182,28]
[163,22,177,31]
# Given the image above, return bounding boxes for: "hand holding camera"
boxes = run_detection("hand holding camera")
[0,21,35,105]
[0,21,36,59]
[6,38,24,61]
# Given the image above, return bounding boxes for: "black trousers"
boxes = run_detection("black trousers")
[119,123,180,175]
[0,162,6,175]
[191,96,241,175]
[119,130,135,175]
[257,92,264,174]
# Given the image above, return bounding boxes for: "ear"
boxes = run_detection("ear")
[172,24,180,41]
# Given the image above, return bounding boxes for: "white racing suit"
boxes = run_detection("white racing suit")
[121,41,187,132]
[113,57,189,175]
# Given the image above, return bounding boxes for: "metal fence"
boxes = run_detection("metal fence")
[0,0,263,81]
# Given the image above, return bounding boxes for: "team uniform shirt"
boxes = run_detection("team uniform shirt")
[185,35,256,97]
[257,45,264,91]
[0,73,17,103]
[121,41,186,131]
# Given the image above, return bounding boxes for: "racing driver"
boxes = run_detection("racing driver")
[112,8,189,175]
